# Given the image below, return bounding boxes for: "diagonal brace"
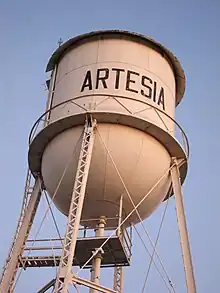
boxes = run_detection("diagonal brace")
[72,275,117,293]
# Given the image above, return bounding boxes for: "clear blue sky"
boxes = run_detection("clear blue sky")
[0,0,219,292]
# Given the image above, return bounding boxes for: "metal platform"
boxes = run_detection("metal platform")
[20,236,131,269]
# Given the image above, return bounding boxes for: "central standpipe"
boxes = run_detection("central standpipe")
[90,217,106,293]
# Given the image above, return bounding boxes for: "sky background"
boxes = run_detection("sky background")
[0,0,219,292]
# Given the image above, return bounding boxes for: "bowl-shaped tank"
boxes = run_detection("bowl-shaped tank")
[41,123,171,227]
[29,31,187,228]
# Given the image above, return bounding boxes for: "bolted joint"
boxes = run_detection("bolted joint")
[171,157,178,166]
[171,157,182,180]
[99,216,107,225]
[58,267,68,278]
[86,115,97,128]
[92,248,104,258]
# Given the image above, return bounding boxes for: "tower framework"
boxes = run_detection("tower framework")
[0,30,196,293]
[0,145,195,293]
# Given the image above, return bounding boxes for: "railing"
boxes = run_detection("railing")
[120,224,133,261]
[24,222,133,261]
[79,218,132,261]
[29,94,189,158]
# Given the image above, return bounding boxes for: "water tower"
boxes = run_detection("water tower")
[0,30,196,293]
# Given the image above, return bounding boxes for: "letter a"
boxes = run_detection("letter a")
[157,87,165,111]
[81,70,92,92]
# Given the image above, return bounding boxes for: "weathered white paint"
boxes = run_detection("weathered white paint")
[39,32,185,226]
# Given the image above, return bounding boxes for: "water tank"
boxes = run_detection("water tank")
[28,30,188,227]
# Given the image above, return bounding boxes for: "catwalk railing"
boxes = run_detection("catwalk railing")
[29,94,189,158]
[22,221,133,268]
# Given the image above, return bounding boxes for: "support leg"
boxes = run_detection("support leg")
[54,117,96,293]
[170,158,196,293]
[0,178,42,293]
[113,195,124,293]
[113,267,124,293]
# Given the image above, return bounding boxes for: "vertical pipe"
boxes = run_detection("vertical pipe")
[117,195,123,237]
[44,65,57,125]
[170,158,196,293]
[129,223,133,250]
[90,217,106,293]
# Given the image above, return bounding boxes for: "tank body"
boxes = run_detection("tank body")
[42,124,171,225]
[29,31,187,227]
[49,36,176,132]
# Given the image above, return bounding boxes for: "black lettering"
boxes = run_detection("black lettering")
[141,76,152,98]
[153,81,157,102]
[112,68,125,89]
[81,70,92,92]
[95,68,109,89]
[126,70,139,93]
[157,87,165,110]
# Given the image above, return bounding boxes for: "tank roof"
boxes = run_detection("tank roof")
[46,30,185,105]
